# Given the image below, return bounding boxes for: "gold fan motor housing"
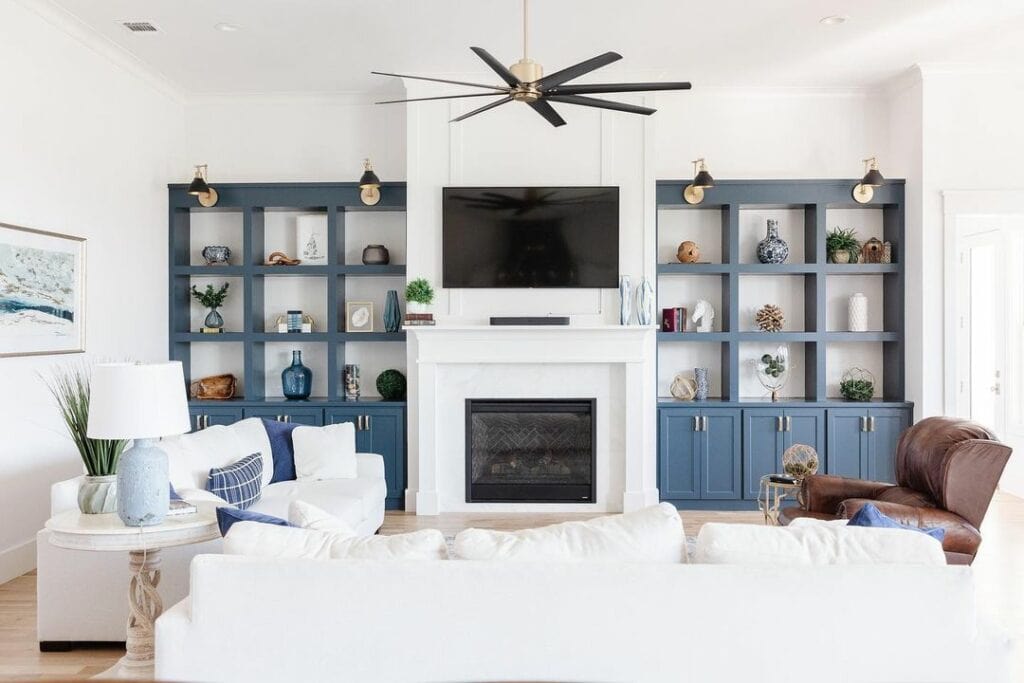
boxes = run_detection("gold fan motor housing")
[510,58,543,83]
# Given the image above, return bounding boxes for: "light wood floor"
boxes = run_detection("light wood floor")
[2,495,1022,681]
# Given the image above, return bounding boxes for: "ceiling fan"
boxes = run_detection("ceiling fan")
[371,0,691,127]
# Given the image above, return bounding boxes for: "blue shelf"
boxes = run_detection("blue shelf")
[172,266,246,276]
[252,265,332,275]
[657,264,729,275]
[657,332,730,342]
[824,264,899,274]
[340,265,406,276]
[251,333,331,342]
[338,332,407,342]
[172,333,247,342]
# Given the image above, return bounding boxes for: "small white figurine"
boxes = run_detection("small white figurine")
[692,299,715,333]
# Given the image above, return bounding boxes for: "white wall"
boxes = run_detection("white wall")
[0,1,184,582]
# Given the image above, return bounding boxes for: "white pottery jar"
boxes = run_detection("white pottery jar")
[848,293,868,332]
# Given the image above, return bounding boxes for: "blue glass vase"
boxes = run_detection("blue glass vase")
[282,350,312,400]
[383,289,401,333]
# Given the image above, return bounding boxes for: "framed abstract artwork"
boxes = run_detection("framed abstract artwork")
[0,222,86,357]
[345,301,374,332]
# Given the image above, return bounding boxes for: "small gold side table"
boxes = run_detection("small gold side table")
[758,475,804,525]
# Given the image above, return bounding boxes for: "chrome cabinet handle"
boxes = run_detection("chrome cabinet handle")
[776,415,783,432]
[694,415,700,432]
[860,416,866,432]
[365,415,371,430]
[357,415,364,431]
[701,415,708,432]
[195,415,202,431]
[283,415,291,423]
[203,414,210,429]
[785,416,792,432]
[868,416,875,432]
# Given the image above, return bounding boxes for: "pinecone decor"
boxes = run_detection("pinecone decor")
[755,304,784,332]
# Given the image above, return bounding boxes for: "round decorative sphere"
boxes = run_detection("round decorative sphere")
[782,443,819,479]
[677,241,700,263]
[670,374,697,401]
[375,369,407,401]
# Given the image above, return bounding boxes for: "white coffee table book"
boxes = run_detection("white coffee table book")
[45,502,220,680]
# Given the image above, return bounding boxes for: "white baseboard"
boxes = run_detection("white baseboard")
[0,536,36,585]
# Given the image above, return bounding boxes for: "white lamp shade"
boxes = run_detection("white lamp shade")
[87,362,191,439]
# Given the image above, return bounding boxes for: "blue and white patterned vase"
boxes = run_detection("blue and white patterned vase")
[619,275,632,325]
[636,277,654,326]
[383,290,401,333]
[282,350,312,400]
[757,219,789,264]
[694,367,710,401]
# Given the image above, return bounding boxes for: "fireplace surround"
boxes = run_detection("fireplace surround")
[466,399,596,503]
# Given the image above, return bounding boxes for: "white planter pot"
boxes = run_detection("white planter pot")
[78,474,117,514]
[407,302,430,315]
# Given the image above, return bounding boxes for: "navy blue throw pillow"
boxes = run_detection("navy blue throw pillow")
[848,503,946,542]
[261,418,299,483]
[169,483,183,501]
[207,453,264,509]
[215,506,292,537]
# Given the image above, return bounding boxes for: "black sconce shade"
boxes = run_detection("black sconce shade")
[693,169,715,189]
[861,168,885,187]
[188,175,210,195]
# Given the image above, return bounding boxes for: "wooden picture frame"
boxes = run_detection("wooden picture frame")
[345,301,374,333]
[0,222,86,357]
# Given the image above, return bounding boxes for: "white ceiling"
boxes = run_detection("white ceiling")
[44,0,1024,94]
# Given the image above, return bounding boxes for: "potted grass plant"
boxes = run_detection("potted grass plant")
[826,228,860,264]
[45,365,128,514]
[405,278,435,315]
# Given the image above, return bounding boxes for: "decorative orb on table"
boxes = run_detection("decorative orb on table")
[782,443,819,479]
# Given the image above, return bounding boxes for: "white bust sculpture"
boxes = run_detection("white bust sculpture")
[692,299,715,333]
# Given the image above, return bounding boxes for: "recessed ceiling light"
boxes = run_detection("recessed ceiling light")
[819,15,849,26]
[214,23,240,32]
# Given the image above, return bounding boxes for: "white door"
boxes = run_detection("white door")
[956,229,1006,433]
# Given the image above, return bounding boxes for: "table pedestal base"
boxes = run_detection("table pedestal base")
[94,548,162,680]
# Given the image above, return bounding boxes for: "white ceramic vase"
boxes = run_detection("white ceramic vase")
[848,293,868,332]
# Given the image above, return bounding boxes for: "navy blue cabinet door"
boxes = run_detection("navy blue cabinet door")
[243,407,324,426]
[784,409,825,453]
[827,410,868,478]
[742,410,783,499]
[702,409,741,499]
[188,407,244,432]
[658,409,700,500]
[326,408,371,451]
[362,408,406,506]
[867,408,909,484]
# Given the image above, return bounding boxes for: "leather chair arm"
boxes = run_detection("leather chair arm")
[837,498,981,557]
[801,475,894,514]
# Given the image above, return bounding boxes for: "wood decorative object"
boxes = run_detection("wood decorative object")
[189,374,237,400]
[263,251,302,266]
[754,304,784,332]
[861,237,884,264]
[676,240,700,263]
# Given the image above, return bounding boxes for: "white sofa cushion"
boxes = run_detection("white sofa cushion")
[293,422,357,480]
[695,522,946,565]
[224,520,448,560]
[164,418,273,492]
[453,503,686,562]
[288,500,355,532]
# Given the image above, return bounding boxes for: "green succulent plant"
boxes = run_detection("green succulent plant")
[826,228,861,262]
[760,353,787,378]
[840,378,875,402]
[405,278,435,305]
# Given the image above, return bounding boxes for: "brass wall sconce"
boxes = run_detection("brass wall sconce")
[359,159,381,206]
[683,158,714,205]
[852,157,885,204]
[187,164,218,207]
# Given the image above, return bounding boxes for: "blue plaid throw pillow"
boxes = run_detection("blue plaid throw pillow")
[207,453,264,509]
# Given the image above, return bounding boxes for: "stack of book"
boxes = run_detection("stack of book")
[403,312,436,326]
[661,307,688,332]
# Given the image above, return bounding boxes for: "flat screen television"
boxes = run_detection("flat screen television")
[442,186,619,288]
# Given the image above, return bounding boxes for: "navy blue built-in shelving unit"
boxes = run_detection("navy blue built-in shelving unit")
[168,182,409,509]
[654,179,912,509]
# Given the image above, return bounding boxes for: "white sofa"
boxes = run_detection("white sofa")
[156,556,1004,683]
[36,417,387,646]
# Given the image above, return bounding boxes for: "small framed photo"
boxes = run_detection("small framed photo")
[345,302,374,332]
[295,214,328,266]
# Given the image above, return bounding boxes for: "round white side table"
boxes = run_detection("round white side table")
[45,502,220,680]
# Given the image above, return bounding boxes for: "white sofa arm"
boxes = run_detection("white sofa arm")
[356,453,385,480]
[51,476,84,516]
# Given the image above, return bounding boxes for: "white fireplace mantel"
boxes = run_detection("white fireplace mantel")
[405,325,659,515]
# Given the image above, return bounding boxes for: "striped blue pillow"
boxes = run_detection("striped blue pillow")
[207,453,264,510]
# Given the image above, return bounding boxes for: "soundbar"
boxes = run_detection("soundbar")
[489,316,570,326]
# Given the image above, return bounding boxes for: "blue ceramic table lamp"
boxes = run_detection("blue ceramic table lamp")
[87,362,191,527]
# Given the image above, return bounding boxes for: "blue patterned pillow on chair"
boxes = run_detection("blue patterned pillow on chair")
[207,453,264,509]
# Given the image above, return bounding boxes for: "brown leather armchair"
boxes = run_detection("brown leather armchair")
[779,416,1012,564]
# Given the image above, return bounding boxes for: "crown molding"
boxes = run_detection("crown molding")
[14,0,186,104]
[186,91,392,107]
[876,65,924,98]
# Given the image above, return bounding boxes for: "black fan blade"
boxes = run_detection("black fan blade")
[535,52,622,90]
[528,99,566,127]
[470,47,521,87]
[376,92,513,104]
[546,82,692,95]
[451,95,514,122]
[546,94,656,116]
[371,71,509,92]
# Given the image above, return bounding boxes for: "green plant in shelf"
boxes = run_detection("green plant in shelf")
[190,282,230,308]
[405,278,435,305]
[760,353,786,378]
[840,367,876,401]
[826,227,861,263]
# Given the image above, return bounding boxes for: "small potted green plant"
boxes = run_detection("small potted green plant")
[826,228,860,264]
[405,278,435,315]
[190,282,230,331]
[45,366,128,514]
[840,368,875,401]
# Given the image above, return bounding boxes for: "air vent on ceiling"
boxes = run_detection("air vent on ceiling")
[120,21,158,32]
